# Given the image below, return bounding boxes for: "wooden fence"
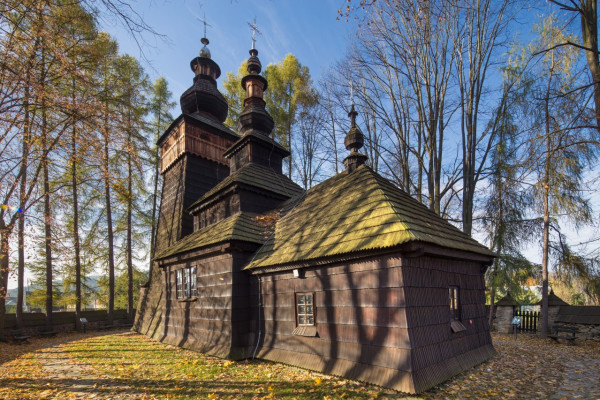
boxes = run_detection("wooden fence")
[515,310,539,333]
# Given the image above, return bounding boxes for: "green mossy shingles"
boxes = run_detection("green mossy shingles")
[246,165,493,270]
[188,163,303,212]
[154,212,266,259]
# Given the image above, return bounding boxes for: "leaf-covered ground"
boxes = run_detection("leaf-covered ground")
[0,330,598,399]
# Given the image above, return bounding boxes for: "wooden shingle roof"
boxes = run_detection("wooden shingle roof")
[245,165,494,270]
[535,291,569,306]
[555,306,600,325]
[188,163,303,212]
[154,212,266,260]
[495,293,519,306]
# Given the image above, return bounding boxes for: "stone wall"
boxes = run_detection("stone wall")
[566,323,600,341]
[554,306,600,341]
[4,310,131,337]
[495,306,516,334]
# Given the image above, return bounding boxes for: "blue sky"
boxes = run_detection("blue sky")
[8,1,356,290]
[103,0,357,98]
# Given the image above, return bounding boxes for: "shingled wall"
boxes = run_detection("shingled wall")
[156,246,257,359]
[251,251,494,394]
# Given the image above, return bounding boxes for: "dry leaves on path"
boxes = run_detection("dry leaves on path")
[1,330,599,399]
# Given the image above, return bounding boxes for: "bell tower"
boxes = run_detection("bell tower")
[154,30,239,254]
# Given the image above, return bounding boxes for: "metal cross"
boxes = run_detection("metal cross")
[248,18,261,50]
[198,13,211,38]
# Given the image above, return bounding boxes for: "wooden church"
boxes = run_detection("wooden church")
[134,30,496,394]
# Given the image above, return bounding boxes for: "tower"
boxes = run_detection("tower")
[135,28,239,337]
[154,33,239,254]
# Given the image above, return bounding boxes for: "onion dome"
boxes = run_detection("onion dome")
[237,48,274,136]
[343,104,368,172]
[180,35,228,122]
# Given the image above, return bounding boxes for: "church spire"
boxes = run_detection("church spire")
[343,82,368,172]
[198,13,211,58]
[236,19,274,136]
[179,15,228,122]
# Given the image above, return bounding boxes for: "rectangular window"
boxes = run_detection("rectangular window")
[188,266,197,297]
[176,270,183,299]
[449,286,460,320]
[296,293,314,326]
[176,266,197,300]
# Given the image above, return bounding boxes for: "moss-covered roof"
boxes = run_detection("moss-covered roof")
[495,293,519,306]
[245,165,494,270]
[535,291,569,306]
[188,163,304,212]
[154,212,267,260]
[224,130,289,158]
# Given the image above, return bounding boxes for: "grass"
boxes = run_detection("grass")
[1,330,599,399]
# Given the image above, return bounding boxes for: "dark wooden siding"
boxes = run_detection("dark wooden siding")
[402,256,495,393]
[252,253,495,394]
[156,154,230,253]
[229,139,284,175]
[251,255,417,393]
[157,248,255,360]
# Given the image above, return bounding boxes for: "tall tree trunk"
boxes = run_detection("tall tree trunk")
[127,117,133,322]
[39,35,54,330]
[42,102,53,330]
[580,0,600,132]
[16,75,31,328]
[72,118,83,329]
[0,221,11,341]
[103,108,115,324]
[540,66,553,337]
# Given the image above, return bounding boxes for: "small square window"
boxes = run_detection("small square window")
[296,293,314,326]
[449,286,460,321]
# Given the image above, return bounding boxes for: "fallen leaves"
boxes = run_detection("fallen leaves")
[1,331,599,399]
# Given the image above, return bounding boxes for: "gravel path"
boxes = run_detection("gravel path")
[0,330,147,400]
[549,358,600,400]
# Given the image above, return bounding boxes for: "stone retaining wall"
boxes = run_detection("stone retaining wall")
[3,310,132,338]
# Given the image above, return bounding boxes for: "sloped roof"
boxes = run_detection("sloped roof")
[157,113,238,147]
[535,291,569,306]
[224,130,289,158]
[154,212,267,260]
[245,165,494,270]
[188,163,304,212]
[555,306,600,325]
[495,293,519,306]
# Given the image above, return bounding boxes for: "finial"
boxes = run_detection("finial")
[248,18,261,50]
[199,13,211,39]
[343,102,368,172]
[349,80,354,106]
[198,13,211,58]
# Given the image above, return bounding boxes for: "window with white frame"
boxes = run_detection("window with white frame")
[176,266,197,299]
[296,293,314,326]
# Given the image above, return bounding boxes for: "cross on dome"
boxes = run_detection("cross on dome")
[198,13,211,39]
[248,18,261,50]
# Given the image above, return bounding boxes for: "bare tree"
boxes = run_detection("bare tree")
[450,0,517,235]
[549,0,600,132]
